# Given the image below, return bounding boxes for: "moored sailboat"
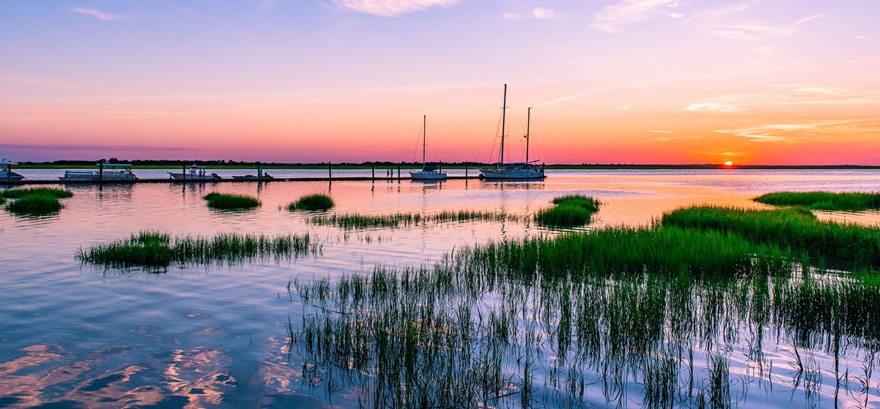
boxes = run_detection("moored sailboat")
[478,84,545,180]
[409,115,447,181]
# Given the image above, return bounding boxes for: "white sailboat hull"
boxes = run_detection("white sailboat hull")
[409,170,447,180]
[478,164,545,180]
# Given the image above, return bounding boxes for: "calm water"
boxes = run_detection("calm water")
[2,169,879,408]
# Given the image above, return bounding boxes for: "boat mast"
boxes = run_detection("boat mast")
[525,106,531,164]
[422,115,427,166]
[500,84,507,166]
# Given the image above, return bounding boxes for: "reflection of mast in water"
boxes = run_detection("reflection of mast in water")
[498,182,508,242]
[420,184,429,253]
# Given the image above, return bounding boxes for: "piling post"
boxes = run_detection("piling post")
[328,162,332,180]
[99,159,104,182]
[397,165,401,183]
[371,165,375,181]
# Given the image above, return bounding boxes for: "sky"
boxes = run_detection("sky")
[1,0,879,165]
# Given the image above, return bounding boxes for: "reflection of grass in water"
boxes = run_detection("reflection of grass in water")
[535,194,600,228]
[309,210,522,230]
[2,187,73,199]
[288,220,880,408]
[754,191,880,211]
[662,205,880,269]
[77,230,321,270]
[203,192,261,210]
[288,193,334,211]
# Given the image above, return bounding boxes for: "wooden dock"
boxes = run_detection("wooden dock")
[1,175,480,186]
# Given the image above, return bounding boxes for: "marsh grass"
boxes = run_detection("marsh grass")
[288,215,880,408]
[1,187,73,199]
[754,191,880,211]
[290,257,880,408]
[77,230,321,269]
[309,210,519,230]
[5,193,64,216]
[203,192,261,210]
[662,205,880,268]
[535,194,600,227]
[3,188,73,216]
[289,193,334,211]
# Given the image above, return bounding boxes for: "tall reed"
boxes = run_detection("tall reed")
[286,206,880,408]
[77,231,321,269]
[309,210,519,230]
[662,205,880,268]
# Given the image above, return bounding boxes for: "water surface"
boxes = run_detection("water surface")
[2,169,879,408]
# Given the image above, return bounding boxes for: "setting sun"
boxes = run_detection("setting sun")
[724,161,734,167]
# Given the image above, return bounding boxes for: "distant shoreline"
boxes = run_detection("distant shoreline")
[10,161,880,170]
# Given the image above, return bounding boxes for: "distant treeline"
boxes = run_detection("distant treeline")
[15,159,880,170]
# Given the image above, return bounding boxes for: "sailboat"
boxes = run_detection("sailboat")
[409,115,447,181]
[478,84,545,180]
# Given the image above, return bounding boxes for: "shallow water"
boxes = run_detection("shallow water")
[1,169,879,408]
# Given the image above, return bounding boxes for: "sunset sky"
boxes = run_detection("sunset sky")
[1,0,879,165]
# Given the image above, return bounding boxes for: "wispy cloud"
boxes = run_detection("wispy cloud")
[69,7,129,21]
[654,135,703,142]
[503,7,556,21]
[686,103,745,113]
[702,84,880,108]
[701,13,826,40]
[592,0,691,32]
[715,124,802,142]
[331,0,461,16]
[715,119,880,143]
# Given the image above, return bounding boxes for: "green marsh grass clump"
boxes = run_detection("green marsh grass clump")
[286,205,880,408]
[77,231,321,269]
[309,210,519,230]
[661,205,880,268]
[1,187,73,199]
[535,194,600,227]
[754,191,880,211]
[203,192,261,210]
[461,225,787,281]
[288,193,334,211]
[5,193,63,216]
[3,188,73,216]
[289,246,880,408]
